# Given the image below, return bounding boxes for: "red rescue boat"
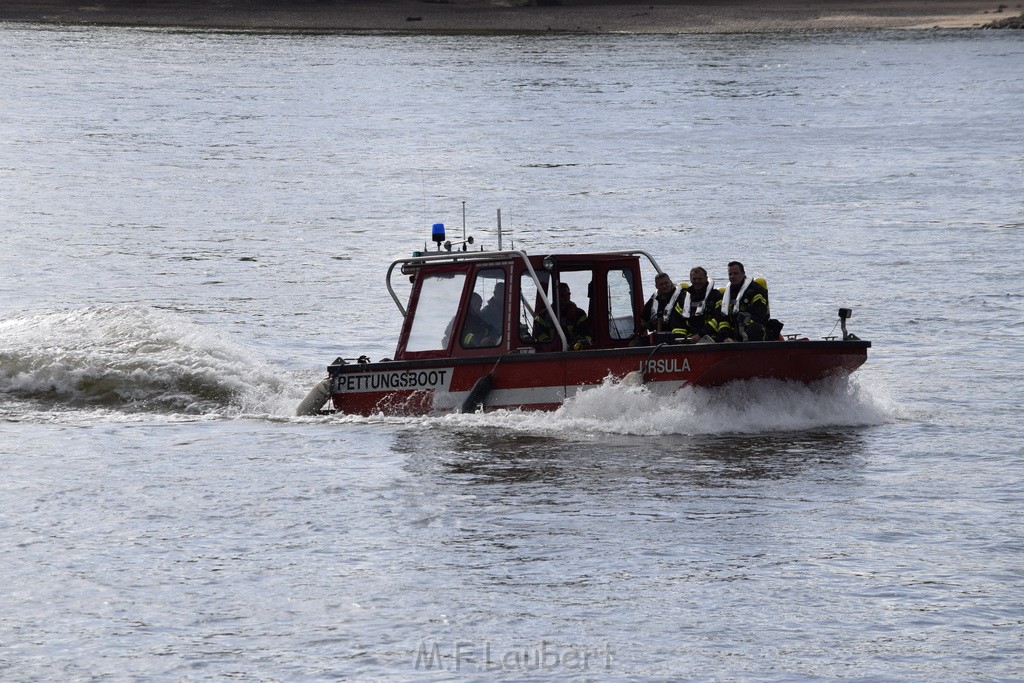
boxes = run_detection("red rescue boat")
[297,245,869,416]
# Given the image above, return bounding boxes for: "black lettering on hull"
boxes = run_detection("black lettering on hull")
[333,368,452,394]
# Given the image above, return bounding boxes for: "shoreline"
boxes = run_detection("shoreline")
[1,0,1021,34]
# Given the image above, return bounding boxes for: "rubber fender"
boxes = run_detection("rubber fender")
[296,378,331,416]
[460,373,493,414]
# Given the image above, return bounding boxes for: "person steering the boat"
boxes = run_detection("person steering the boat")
[630,272,685,345]
[533,282,592,350]
[459,292,499,348]
[671,266,727,343]
[479,281,505,331]
[717,261,771,342]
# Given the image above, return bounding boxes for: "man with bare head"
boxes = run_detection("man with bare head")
[671,266,725,343]
[633,272,684,344]
[717,261,771,342]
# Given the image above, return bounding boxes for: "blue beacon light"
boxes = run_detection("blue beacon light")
[431,223,446,249]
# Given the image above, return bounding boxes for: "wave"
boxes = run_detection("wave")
[434,373,899,436]
[0,305,896,433]
[0,305,306,417]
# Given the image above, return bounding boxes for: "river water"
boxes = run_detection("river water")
[1,24,1022,680]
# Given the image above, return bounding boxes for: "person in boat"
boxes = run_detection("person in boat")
[462,292,500,347]
[443,292,498,348]
[533,282,593,349]
[671,266,727,343]
[717,260,771,342]
[630,272,685,345]
[479,281,505,331]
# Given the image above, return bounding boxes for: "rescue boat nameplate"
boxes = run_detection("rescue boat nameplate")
[333,368,453,393]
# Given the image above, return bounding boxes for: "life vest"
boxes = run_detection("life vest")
[680,279,716,318]
[646,285,682,326]
[720,277,768,316]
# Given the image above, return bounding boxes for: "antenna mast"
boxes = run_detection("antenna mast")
[497,209,503,251]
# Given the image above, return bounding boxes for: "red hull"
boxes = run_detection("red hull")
[328,340,869,416]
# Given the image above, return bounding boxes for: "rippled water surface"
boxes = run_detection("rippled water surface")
[2,25,1022,680]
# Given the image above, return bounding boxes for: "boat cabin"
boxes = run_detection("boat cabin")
[387,250,662,361]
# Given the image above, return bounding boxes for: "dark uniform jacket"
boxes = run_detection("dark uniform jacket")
[640,286,685,334]
[717,278,770,342]
[671,284,725,340]
[534,302,593,348]
[460,312,498,347]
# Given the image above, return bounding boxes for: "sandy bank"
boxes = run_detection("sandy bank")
[0,0,1020,33]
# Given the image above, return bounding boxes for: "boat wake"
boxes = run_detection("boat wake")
[1,305,895,433]
[0,305,308,419]
[434,373,899,436]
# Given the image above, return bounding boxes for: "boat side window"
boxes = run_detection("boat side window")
[518,270,553,343]
[521,270,594,346]
[607,267,636,340]
[405,272,467,352]
[463,268,505,348]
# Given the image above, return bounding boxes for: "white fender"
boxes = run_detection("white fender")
[621,370,645,386]
[296,378,331,416]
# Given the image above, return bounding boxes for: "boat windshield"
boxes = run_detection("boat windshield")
[471,268,505,348]
[405,272,467,352]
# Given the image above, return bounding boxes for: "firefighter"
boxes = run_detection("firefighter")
[718,261,771,342]
[632,272,685,345]
[479,281,505,331]
[671,266,726,342]
[534,282,592,349]
[460,292,499,347]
